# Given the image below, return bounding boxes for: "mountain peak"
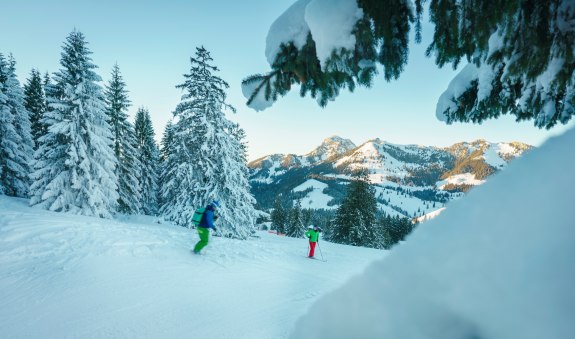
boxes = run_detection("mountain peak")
[306,136,356,161]
[322,135,349,144]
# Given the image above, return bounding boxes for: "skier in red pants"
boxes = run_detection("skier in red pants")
[305,225,321,258]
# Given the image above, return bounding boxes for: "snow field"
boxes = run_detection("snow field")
[0,196,384,338]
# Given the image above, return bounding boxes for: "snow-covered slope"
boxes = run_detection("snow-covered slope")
[0,196,383,338]
[291,127,575,338]
[292,179,336,210]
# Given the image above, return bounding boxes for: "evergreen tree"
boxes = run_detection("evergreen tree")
[378,214,394,250]
[270,196,287,234]
[229,122,249,164]
[285,200,305,238]
[160,120,175,162]
[0,53,33,197]
[331,169,378,247]
[43,72,50,87]
[134,107,160,215]
[30,31,118,218]
[301,208,313,228]
[244,0,575,129]
[379,213,416,249]
[160,46,258,239]
[158,120,174,210]
[104,63,141,214]
[24,68,47,150]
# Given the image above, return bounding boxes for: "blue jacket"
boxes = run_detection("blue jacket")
[198,204,216,229]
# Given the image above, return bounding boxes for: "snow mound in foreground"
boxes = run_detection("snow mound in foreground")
[292,126,575,339]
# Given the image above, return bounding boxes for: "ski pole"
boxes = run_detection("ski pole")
[317,241,325,261]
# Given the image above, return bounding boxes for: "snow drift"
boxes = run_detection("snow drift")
[291,126,575,338]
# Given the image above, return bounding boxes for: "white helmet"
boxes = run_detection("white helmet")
[308,225,314,229]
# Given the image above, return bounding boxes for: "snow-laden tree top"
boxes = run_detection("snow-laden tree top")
[243,0,575,129]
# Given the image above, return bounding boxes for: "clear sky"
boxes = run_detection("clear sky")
[2,0,573,161]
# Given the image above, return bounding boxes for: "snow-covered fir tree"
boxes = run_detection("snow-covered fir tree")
[243,0,575,129]
[331,169,379,248]
[218,121,260,237]
[160,120,174,162]
[160,46,258,239]
[271,196,287,234]
[229,122,248,163]
[104,63,141,214]
[23,68,47,151]
[0,53,33,197]
[285,200,305,238]
[134,107,160,215]
[43,72,50,88]
[378,213,414,249]
[30,31,118,218]
[158,120,175,210]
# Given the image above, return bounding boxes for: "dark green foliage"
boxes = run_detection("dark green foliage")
[322,180,348,207]
[358,0,415,80]
[245,0,575,128]
[134,107,160,215]
[23,68,47,150]
[431,0,575,128]
[160,120,174,162]
[330,169,379,248]
[301,208,313,228]
[270,194,336,237]
[105,64,141,214]
[270,196,288,234]
[411,189,451,203]
[406,164,449,186]
[378,213,415,249]
[105,64,131,156]
[306,208,336,233]
[243,1,424,109]
[285,200,305,238]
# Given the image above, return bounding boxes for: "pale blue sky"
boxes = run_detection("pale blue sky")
[2,0,572,161]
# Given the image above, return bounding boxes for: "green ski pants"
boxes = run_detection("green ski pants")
[194,227,210,253]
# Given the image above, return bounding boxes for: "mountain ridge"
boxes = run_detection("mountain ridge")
[249,136,532,220]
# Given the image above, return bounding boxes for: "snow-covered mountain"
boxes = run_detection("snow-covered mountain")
[305,135,356,163]
[249,136,356,171]
[249,137,531,219]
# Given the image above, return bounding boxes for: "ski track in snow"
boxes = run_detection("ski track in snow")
[0,196,385,338]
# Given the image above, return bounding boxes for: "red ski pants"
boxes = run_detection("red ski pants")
[308,242,317,257]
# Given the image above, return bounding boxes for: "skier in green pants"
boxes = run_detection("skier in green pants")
[193,200,220,254]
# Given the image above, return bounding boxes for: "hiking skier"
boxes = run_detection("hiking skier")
[193,200,220,254]
[305,225,322,258]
